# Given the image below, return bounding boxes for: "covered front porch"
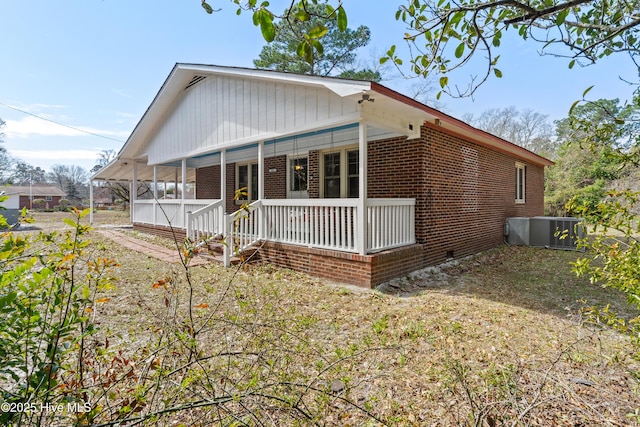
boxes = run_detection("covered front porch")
[92,120,416,268]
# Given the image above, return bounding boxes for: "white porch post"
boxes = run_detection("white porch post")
[258,141,265,239]
[220,149,227,206]
[174,168,179,198]
[153,166,158,199]
[181,159,187,200]
[89,179,94,224]
[131,162,138,223]
[152,166,158,225]
[220,149,230,266]
[357,120,368,255]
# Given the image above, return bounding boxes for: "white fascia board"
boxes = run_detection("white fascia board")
[176,63,371,97]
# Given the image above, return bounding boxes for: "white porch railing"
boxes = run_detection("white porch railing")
[261,199,359,252]
[134,198,416,264]
[186,200,225,242]
[226,200,262,262]
[225,198,415,257]
[367,198,416,252]
[133,199,220,230]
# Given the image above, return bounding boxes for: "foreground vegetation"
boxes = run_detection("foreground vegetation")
[1,211,639,426]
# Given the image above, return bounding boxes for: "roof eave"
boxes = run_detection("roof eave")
[370,82,554,168]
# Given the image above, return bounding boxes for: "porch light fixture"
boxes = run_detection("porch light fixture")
[358,94,374,104]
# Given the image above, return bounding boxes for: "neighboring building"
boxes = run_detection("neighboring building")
[91,64,553,288]
[0,185,66,210]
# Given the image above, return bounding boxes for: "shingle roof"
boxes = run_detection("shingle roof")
[2,185,66,197]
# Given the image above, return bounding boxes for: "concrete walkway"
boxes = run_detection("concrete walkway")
[96,228,210,266]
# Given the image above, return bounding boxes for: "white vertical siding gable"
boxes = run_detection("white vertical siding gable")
[145,74,359,165]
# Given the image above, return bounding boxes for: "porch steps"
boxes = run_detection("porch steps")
[194,238,259,266]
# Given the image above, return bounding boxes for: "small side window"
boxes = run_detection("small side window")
[515,163,526,204]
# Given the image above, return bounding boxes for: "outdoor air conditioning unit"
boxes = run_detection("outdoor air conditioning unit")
[504,217,530,246]
[530,216,585,250]
[505,216,586,251]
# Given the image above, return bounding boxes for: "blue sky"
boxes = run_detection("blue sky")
[1,0,638,174]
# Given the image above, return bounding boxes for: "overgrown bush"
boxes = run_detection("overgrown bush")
[569,190,640,343]
[0,208,118,426]
[0,205,392,426]
[31,198,46,210]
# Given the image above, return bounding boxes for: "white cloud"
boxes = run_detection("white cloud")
[5,116,85,138]
[11,149,101,161]
[4,116,129,140]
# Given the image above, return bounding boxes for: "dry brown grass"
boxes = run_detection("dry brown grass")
[20,211,640,425]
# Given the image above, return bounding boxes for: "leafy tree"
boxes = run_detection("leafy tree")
[464,106,557,157]
[385,0,640,97]
[202,1,640,97]
[0,119,12,184]
[545,98,636,216]
[47,164,88,200]
[6,161,47,185]
[253,2,380,80]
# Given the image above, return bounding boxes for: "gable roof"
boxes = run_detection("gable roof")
[92,63,553,182]
[2,185,66,197]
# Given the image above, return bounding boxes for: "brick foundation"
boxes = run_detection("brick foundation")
[133,223,186,243]
[255,241,425,288]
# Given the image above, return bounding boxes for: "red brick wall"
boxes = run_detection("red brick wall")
[195,166,221,199]
[20,196,63,209]
[225,163,236,213]
[264,156,286,199]
[308,150,320,198]
[255,241,425,288]
[196,156,288,212]
[367,123,545,267]
[133,223,186,242]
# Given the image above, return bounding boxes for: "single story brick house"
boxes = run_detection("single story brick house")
[91,63,553,288]
[0,185,66,210]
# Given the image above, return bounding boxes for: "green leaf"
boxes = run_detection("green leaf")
[387,45,396,56]
[310,38,324,57]
[307,25,328,39]
[493,68,503,78]
[569,99,580,115]
[201,1,213,14]
[555,9,569,26]
[337,6,347,31]
[295,9,310,22]
[568,59,576,69]
[454,43,465,58]
[297,40,313,64]
[259,11,275,42]
[582,85,594,97]
[449,11,464,26]
[439,76,449,88]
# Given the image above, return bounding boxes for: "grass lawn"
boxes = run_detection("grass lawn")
[16,211,640,425]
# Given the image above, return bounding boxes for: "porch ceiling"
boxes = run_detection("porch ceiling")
[92,160,196,183]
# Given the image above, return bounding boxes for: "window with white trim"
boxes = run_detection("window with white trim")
[236,162,259,202]
[515,163,526,204]
[288,156,308,199]
[320,146,359,198]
